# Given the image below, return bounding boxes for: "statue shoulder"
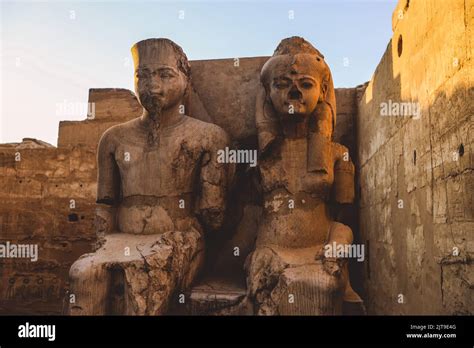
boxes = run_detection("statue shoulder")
[331,142,354,172]
[98,118,140,150]
[184,116,230,148]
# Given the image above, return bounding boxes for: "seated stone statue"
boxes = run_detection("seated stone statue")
[245,36,363,315]
[69,38,232,315]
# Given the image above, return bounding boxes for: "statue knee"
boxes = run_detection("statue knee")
[329,221,353,245]
[245,247,287,298]
[275,264,345,315]
[69,254,100,284]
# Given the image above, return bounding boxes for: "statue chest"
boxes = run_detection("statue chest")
[259,138,334,198]
[114,135,203,196]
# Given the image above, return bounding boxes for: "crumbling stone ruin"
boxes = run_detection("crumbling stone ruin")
[68,38,235,315]
[0,0,472,315]
[245,37,363,315]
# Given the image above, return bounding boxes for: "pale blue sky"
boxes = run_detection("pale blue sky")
[1,0,397,145]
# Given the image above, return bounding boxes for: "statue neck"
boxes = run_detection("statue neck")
[280,117,310,139]
[141,104,184,130]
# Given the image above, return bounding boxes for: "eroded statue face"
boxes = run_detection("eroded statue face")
[267,53,325,121]
[134,58,187,115]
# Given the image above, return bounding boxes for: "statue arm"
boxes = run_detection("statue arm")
[197,127,234,232]
[332,143,355,204]
[318,143,356,276]
[95,130,120,235]
[330,143,355,232]
[321,222,354,277]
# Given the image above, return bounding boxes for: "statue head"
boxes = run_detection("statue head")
[256,37,337,153]
[131,38,190,115]
[261,38,328,120]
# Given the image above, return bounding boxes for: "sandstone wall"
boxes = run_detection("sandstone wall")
[0,144,97,314]
[357,0,473,314]
[0,57,360,314]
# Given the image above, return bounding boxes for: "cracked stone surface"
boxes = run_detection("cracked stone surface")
[356,0,473,315]
[246,37,362,315]
[69,230,204,315]
[67,38,232,315]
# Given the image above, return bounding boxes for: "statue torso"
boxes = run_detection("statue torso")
[113,116,202,197]
[104,116,221,235]
[259,137,335,196]
[257,137,336,248]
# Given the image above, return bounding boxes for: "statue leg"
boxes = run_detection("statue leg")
[245,246,288,315]
[69,229,204,315]
[119,229,205,315]
[272,264,345,315]
[246,245,346,315]
[327,222,365,313]
[69,253,110,315]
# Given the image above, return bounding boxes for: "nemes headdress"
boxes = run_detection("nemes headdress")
[131,38,191,78]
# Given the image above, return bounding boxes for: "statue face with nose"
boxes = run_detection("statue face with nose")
[266,53,325,121]
[134,55,188,116]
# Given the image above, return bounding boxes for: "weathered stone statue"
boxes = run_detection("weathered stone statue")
[245,37,363,315]
[69,38,232,315]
